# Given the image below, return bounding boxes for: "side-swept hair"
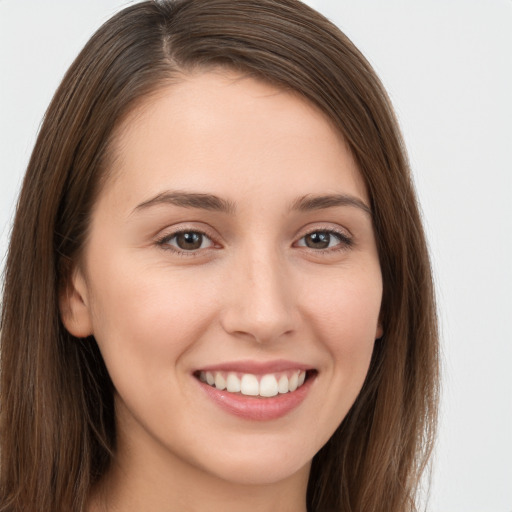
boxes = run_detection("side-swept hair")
[0,1,438,510]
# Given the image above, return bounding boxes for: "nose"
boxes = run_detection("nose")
[220,247,297,344]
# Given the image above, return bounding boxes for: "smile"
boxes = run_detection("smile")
[194,364,317,421]
[198,370,308,397]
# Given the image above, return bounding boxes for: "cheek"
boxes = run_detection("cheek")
[288,265,381,448]
[85,264,222,441]
[85,256,218,379]
[302,265,381,380]
[305,267,382,340]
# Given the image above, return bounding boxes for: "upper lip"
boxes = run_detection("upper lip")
[195,359,316,375]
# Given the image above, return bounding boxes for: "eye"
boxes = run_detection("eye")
[158,230,214,252]
[296,230,351,250]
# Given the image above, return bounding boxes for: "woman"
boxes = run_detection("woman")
[0,0,439,511]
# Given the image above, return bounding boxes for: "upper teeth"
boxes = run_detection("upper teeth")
[199,370,307,397]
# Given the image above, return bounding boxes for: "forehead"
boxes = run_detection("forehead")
[101,70,368,210]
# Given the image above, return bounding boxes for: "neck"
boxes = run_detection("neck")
[90,457,310,512]
[88,417,310,512]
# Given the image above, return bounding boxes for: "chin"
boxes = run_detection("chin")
[203,455,311,487]
[186,432,315,486]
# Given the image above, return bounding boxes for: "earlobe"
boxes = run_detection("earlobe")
[375,322,384,341]
[59,268,93,338]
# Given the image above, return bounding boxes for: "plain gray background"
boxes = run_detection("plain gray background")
[1,1,511,510]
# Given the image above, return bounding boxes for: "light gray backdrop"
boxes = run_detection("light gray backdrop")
[1,1,511,510]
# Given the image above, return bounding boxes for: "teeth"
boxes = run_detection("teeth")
[226,372,241,392]
[240,374,259,396]
[288,372,299,392]
[278,375,289,394]
[199,369,308,397]
[259,374,278,397]
[214,373,226,390]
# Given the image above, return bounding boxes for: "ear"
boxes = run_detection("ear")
[59,267,93,338]
[375,321,384,341]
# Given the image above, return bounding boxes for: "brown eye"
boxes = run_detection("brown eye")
[297,230,349,250]
[176,232,203,250]
[304,232,331,249]
[161,231,214,251]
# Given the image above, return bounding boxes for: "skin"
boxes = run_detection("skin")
[61,70,383,512]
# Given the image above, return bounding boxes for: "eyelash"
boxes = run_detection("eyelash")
[155,228,353,257]
[296,229,353,253]
[156,229,217,257]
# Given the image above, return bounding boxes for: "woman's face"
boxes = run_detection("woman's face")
[63,71,382,487]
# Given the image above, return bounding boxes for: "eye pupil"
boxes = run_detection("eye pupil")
[305,232,331,249]
[177,232,203,250]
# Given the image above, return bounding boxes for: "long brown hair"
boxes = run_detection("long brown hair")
[0,1,439,510]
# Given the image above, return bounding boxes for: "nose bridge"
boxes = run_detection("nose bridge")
[221,242,296,343]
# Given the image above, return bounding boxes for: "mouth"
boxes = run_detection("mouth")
[193,363,317,421]
[194,369,315,398]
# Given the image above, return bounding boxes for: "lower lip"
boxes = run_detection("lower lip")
[196,373,316,421]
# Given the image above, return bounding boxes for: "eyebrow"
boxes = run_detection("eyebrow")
[291,194,372,216]
[133,190,371,217]
[133,191,236,215]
